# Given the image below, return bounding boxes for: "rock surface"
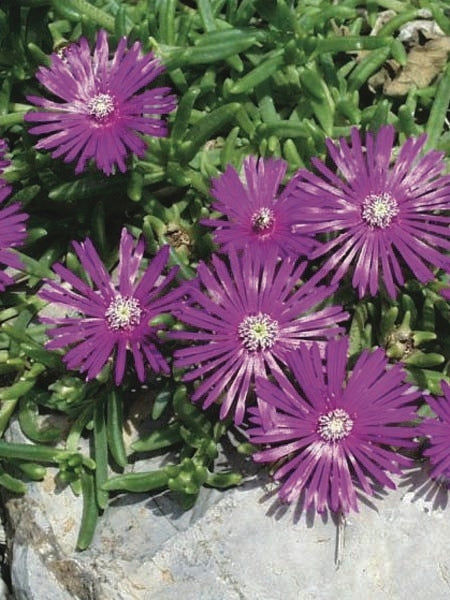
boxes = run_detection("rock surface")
[0,508,10,600]
[3,420,450,600]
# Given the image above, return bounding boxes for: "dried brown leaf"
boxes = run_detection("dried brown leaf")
[369,37,450,96]
[383,37,450,96]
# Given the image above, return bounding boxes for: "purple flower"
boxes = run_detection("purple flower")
[172,250,348,425]
[290,126,450,298]
[247,338,420,514]
[25,30,177,175]
[202,156,315,258]
[40,229,179,384]
[418,382,450,482]
[0,140,28,291]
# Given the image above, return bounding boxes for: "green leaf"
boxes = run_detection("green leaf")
[151,387,172,420]
[18,396,61,443]
[106,390,127,468]
[300,66,335,135]
[0,468,27,494]
[77,470,99,551]
[131,422,182,453]
[348,303,370,357]
[160,29,263,69]
[348,46,391,92]
[52,0,115,31]
[177,103,241,163]
[15,460,46,480]
[425,63,450,151]
[229,50,284,95]
[206,471,243,488]
[93,401,109,510]
[171,87,201,141]
[173,385,212,435]
[158,0,177,45]
[406,368,449,395]
[404,352,445,368]
[48,176,125,202]
[102,469,169,493]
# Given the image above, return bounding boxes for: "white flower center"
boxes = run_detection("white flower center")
[238,313,279,351]
[251,207,275,232]
[105,295,142,332]
[55,43,71,62]
[361,192,399,229]
[87,93,115,120]
[317,408,353,442]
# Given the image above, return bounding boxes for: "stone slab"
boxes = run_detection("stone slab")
[3,418,450,600]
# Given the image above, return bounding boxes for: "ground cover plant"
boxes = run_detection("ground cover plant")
[0,0,449,552]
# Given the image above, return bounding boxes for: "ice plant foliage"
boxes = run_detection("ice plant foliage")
[247,338,420,514]
[0,139,12,202]
[418,382,450,482]
[25,30,177,175]
[290,126,450,298]
[172,250,348,425]
[202,156,315,258]
[39,229,179,384]
[0,140,28,291]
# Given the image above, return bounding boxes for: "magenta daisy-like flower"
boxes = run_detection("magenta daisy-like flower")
[202,156,315,258]
[0,140,28,291]
[247,338,420,514]
[290,126,450,298]
[418,382,450,482]
[172,250,348,425]
[25,30,177,175]
[39,229,179,384]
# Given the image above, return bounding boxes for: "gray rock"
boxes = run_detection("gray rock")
[3,419,450,600]
[0,581,9,600]
[131,470,450,600]
[0,495,11,599]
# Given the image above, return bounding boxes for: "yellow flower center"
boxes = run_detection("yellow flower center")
[238,313,279,351]
[317,409,353,442]
[105,295,142,331]
[251,207,275,232]
[362,192,399,229]
[88,93,115,120]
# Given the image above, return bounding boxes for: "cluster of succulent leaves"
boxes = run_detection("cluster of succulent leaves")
[0,0,449,549]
